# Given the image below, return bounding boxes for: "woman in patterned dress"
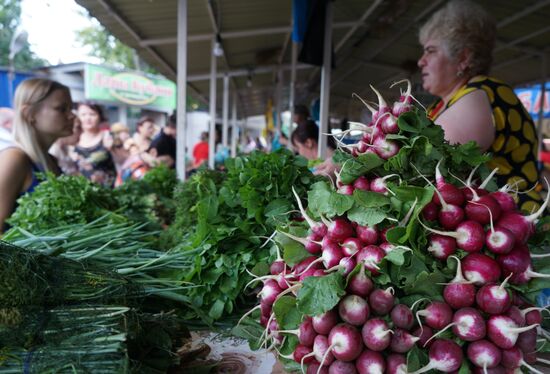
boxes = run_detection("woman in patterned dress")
[418,0,542,212]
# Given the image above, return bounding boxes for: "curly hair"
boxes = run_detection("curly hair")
[419,0,496,76]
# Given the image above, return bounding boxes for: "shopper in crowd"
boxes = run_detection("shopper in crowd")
[293,104,310,127]
[193,131,209,168]
[113,135,154,187]
[418,0,542,212]
[149,112,176,168]
[74,102,117,187]
[110,122,131,142]
[49,115,82,175]
[0,78,75,231]
[133,116,157,153]
[291,120,336,166]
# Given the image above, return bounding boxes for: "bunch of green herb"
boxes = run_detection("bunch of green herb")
[172,149,316,323]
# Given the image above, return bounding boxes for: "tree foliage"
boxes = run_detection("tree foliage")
[0,0,47,69]
[75,15,157,75]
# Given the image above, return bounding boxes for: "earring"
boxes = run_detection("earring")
[456,70,464,78]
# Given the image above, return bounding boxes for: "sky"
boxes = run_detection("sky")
[20,0,98,65]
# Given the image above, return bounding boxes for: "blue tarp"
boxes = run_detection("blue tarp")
[0,70,35,108]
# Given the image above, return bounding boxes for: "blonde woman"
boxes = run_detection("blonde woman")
[0,78,75,231]
[418,0,541,212]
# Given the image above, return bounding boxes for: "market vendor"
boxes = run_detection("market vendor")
[0,78,75,232]
[418,0,543,212]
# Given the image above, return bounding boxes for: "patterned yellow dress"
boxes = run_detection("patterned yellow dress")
[428,76,542,212]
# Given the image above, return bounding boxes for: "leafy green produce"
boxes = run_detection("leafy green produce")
[170,149,316,323]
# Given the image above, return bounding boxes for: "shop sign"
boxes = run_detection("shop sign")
[515,84,550,120]
[84,64,176,111]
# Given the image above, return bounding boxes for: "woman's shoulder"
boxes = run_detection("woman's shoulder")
[0,147,32,183]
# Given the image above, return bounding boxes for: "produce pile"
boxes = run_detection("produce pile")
[238,82,550,373]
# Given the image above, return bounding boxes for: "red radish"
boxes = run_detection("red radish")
[465,194,502,225]
[346,266,374,298]
[476,275,513,315]
[391,304,414,330]
[421,220,485,252]
[501,346,545,373]
[505,305,525,326]
[370,84,391,120]
[451,307,486,341]
[427,234,456,260]
[370,174,399,195]
[313,310,339,335]
[355,349,386,374]
[433,160,465,207]
[495,181,550,244]
[368,287,395,315]
[355,225,379,245]
[336,257,356,276]
[292,186,327,237]
[467,339,502,370]
[338,295,370,326]
[496,245,531,276]
[442,256,476,309]
[412,163,464,230]
[509,264,550,285]
[322,216,355,243]
[486,226,515,255]
[328,323,364,361]
[424,307,486,345]
[361,318,392,351]
[260,299,271,318]
[357,245,385,275]
[338,184,354,195]
[313,335,335,367]
[421,201,439,221]
[390,79,414,117]
[486,315,539,349]
[415,301,453,330]
[390,328,420,353]
[304,235,323,254]
[294,256,323,276]
[328,360,357,374]
[270,260,287,275]
[409,339,463,373]
[322,244,345,269]
[353,176,370,191]
[341,237,362,256]
[522,307,544,325]
[413,325,433,347]
[462,252,501,285]
[516,328,537,357]
[260,279,282,306]
[491,190,517,213]
[386,353,407,374]
[300,318,317,346]
[380,111,399,134]
[293,344,315,364]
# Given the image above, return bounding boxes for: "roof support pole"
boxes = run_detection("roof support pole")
[231,90,238,157]
[288,41,297,150]
[537,54,547,164]
[275,68,283,134]
[176,0,188,180]
[222,74,229,148]
[208,37,217,169]
[318,0,333,159]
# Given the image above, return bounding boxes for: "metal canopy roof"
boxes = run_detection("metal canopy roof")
[75,0,550,120]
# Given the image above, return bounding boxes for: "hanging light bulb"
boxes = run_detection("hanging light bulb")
[213,34,224,57]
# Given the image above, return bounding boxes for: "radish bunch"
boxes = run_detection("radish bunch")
[238,81,550,373]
